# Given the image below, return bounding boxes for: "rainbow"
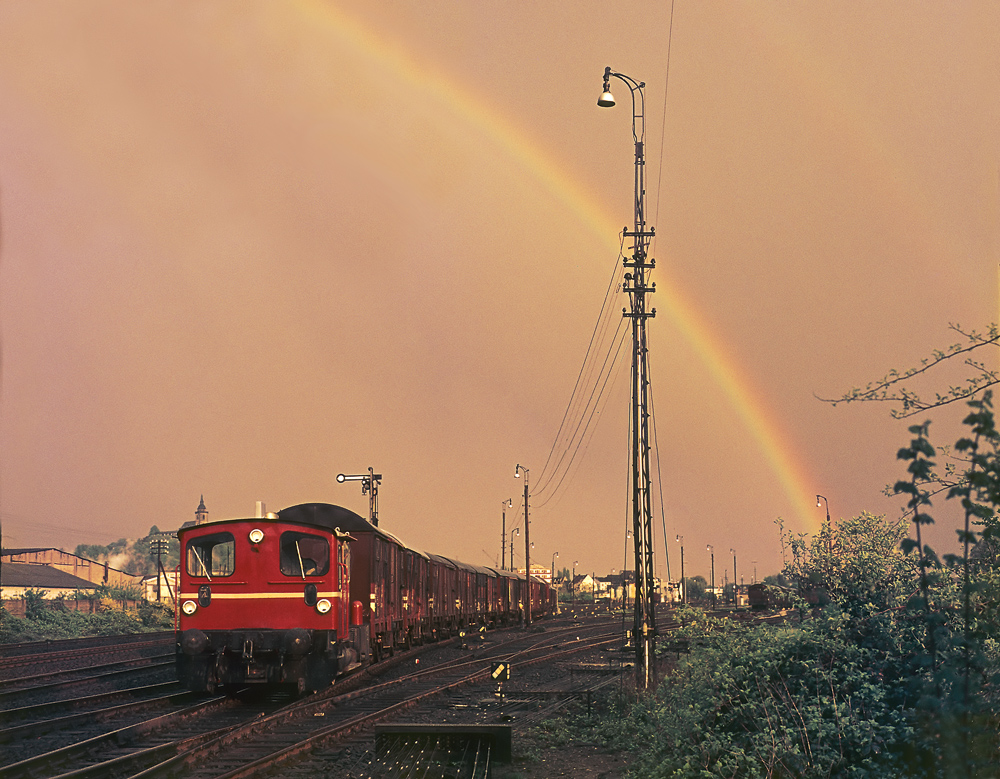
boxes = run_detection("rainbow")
[291,0,821,532]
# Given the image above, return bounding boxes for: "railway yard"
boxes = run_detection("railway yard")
[0,609,644,778]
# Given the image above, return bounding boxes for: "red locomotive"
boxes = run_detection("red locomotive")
[176,502,555,693]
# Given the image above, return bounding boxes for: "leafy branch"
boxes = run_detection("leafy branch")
[817,323,1000,418]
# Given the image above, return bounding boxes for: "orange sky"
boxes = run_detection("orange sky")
[1,1,997,583]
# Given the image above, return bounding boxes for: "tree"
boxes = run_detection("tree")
[683,575,707,602]
[819,324,1000,773]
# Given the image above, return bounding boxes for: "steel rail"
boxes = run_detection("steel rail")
[0,696,234,779]
[0,687,195,743]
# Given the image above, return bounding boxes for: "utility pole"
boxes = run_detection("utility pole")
[676,535,685,605]
[515,465,531,627]
[707,545,715,606]
[599,67,657,690]
[149,534,171,602]
[501,498,512,570]
[731,548,738,608]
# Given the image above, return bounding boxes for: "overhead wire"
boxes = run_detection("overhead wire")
[535,231,626,489]
[534,323,630,508]
[649,0,677,580]
[534,232,630,499]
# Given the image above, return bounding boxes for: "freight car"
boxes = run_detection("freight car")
[175,502,554,693]
[747,582,793,611]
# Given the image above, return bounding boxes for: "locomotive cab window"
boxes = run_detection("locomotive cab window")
[280,532,330,578]
[186,533,235,578]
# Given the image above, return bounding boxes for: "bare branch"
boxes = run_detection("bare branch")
[816,323,1000,417]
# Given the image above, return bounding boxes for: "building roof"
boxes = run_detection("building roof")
[1,562,98,590]
[2,548,58,556]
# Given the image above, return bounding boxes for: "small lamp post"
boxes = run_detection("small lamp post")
[515,464,531,626]
[501,498,512,570]
[730,548,738,608]
[707,545,715,606]
[816,494,832,554]
[551,551,560,614]
[676,535,685,605]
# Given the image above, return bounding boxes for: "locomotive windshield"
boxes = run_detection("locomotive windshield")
[186,532,235,578]
[280,532,330,578]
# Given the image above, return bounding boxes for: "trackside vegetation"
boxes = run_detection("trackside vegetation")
[597,329,1000,777]
[0,585,174,643]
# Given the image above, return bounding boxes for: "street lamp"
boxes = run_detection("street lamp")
[515,464,531,627]
[707,545,715,607]
[817,494,832,554]
[510,527,519,571]
[572,560,579,606]
[599,64,658,691]
[730,548,738,608]
[501,498,512,570]
[676,535,685,605]
[551,551,559,585]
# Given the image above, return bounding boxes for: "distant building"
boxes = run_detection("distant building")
[1,562,99,600]
[572,573,595,596]
[1,548,138,589]
[516,564,552,583]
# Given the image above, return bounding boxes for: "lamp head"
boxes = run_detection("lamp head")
[598,66,615,107]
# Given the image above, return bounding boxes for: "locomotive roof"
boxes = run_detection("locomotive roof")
[277,503,429,560]
[277,502,369,532]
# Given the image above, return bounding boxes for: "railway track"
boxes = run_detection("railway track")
[163,617,625,778]
[0,617,626,778]
[0,615,647,778]
[0,633,174,679]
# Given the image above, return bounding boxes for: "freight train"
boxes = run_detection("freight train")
[175,502,555,693]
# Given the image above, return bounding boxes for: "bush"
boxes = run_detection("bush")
[603,500,1000,776]
[0,593,174,644]
[610,612,913,778]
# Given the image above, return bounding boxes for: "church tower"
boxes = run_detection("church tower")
[195,495,209,525]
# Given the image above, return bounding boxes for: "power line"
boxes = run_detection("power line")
[536,235,625,487]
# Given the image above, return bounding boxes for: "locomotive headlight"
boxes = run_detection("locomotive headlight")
[316,599,332,614]
[248,528,265,544]
[182,600,198,615]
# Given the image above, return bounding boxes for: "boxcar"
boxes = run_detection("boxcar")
[277,503,426,661]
